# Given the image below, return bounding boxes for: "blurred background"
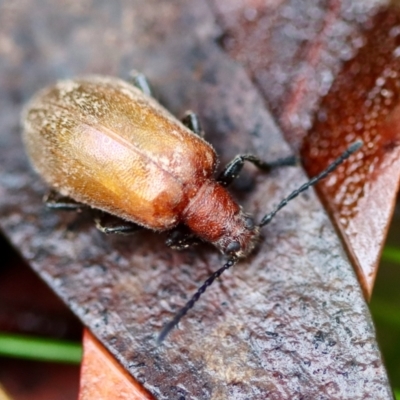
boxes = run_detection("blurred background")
[371,199,400,398]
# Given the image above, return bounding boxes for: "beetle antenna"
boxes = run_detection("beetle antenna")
[260,140,363,227]
[157,141,363,344]
[157,257,238,344]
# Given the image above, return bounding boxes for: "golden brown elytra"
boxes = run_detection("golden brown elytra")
[22,75,259,257]
[22,74,362,342]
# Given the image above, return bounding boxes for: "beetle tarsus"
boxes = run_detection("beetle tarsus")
[166,227,200,250]
[93,211,142,235]
[129,70,153,97]
[260,141,364,227]
[217,154,298,188]
[157,257,238,344]
[44,190,84,211]
[182,111,204,137]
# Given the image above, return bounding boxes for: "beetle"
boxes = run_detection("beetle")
[22,73,362,342]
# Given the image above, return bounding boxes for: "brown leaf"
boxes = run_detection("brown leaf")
[0,1,393,399]
[214,1,400,298]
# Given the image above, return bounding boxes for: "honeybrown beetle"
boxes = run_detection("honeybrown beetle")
[22,73,362,342]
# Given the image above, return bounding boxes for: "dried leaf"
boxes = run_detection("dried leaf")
[80,330,153,399]
[0,1,393,399]
[302,9,400,296]
[214,0,400,298]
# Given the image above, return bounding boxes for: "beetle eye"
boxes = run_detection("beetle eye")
[244,217,255,230]
[226,241,240,254]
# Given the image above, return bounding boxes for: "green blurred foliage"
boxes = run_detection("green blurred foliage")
[371,201,400,396]
[0,333,81,364]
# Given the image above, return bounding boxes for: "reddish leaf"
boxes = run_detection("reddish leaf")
[212,0,387,147]
[79,329,153,400]
[213,1,400,298]
[302,9,400,296]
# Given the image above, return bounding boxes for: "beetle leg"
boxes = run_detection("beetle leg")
[181,111,204,137]
[166,225,200,250]
[128,70,153,97]
[93,210,143,235]
[44,190,85,211]
[217,154,298,187]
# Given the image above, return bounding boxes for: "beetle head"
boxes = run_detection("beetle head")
[216,211,260,258]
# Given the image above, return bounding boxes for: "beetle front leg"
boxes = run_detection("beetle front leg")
[165,225,201,250]
[217,154,298,187]
[93,210,143,235]
[44,190,85,211]
[128,70,153,97]
[181,111,204,137]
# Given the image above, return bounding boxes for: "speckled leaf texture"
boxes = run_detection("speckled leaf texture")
[0,1,394,399]
[214,0,400,297]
